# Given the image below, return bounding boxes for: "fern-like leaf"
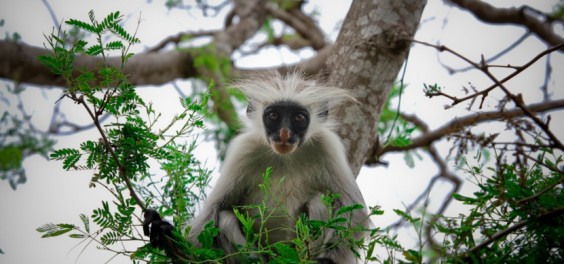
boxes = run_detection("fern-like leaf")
[80,214,90,233]
[92,201,114,229]
[100,231,120,245]
[86,45,103,56]
[105,41,124,50]
[50,148,80,160]
[110,23,139,43]
[37,55,63,75]
[65,19,98,33]
[37,223,75,238]
[74,40,88,53]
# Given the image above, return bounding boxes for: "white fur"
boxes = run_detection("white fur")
[236,71,355,144]
[189,73,368,263]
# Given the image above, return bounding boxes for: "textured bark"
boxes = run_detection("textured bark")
[327,0,427,175]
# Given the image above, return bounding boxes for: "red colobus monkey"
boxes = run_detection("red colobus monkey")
[188,72,369,263]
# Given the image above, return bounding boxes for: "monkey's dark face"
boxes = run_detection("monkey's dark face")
[262,101,310,155]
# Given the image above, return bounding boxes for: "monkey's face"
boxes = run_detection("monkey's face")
[262,101,310,155]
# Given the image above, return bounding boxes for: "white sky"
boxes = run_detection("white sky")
[0,0,563,263]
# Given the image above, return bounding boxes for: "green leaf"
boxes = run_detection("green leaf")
[37,223,74,238]
[336,204,364,216]
[69,234,86,239]
[452,193,476,204]
[86,45,103,56]
[37,55,60,75]
[105,41,124,50]
[66,19,98,33]
[273,242,299,262]
[80,214,90,233]
[101,231,120,245]
[197,221,219,248]
[393,209,416,223]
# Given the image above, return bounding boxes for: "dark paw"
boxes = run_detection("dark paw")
[317,257,336,264]
[143,209,174,249]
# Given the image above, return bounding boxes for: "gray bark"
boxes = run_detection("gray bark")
[327,0,427,175]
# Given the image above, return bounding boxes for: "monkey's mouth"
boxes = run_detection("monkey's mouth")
[271,141,298,155]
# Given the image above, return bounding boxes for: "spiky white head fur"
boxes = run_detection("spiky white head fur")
[234,72,354,150]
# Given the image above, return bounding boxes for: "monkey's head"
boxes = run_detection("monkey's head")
[235,72,354,155]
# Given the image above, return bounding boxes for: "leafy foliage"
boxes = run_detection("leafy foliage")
[35,10,212,263]
[432,151,564,263]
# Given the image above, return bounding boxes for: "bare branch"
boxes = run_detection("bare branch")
[413,40,564,107]
[379,99,564,155]
[147,30,217,52]
[449,0,564,50]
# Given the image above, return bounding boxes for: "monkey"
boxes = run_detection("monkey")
[187,72,370,263]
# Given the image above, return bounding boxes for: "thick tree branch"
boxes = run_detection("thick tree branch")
[449,0,564,50]
[265,2,327,50]
[0,40,198,87]
[378,99,564,155]
[238,44,333,77]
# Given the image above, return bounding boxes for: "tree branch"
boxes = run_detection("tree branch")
[379,99,564,155]
[265,2,326,50]
[147,30,217,52]
[0,40,198,87]
[449,0,564,50]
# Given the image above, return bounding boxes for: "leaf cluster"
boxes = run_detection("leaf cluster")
[434,149,564,263]
[36,10,212,263]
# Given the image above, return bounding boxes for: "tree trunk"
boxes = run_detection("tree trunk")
[327,0,427,176]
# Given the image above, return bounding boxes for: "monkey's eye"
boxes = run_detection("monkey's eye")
[267,112,279,121]
[294,113,306,123]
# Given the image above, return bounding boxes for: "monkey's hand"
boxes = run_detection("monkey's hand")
[143,209,174,249]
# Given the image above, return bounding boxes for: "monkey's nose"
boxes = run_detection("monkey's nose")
[279,128,291,144]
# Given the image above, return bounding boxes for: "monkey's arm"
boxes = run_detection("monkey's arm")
[311,132,370,263]
[187,134,258,248]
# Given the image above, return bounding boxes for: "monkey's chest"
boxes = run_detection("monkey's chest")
[240,175,316,244]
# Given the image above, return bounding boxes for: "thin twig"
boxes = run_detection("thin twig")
[412,40,564,108]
